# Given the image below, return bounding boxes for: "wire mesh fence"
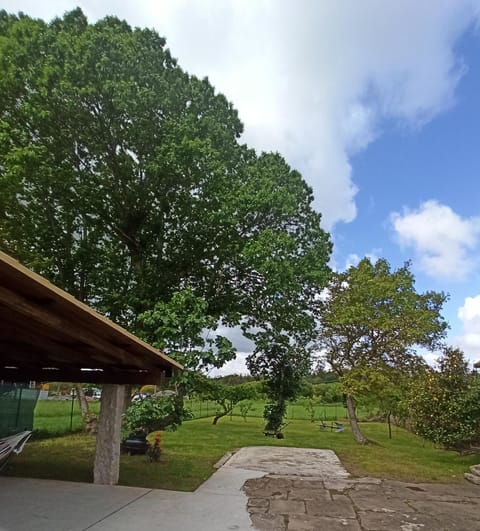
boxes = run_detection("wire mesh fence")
[185,398,352,422]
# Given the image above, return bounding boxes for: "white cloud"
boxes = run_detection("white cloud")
[209,352,250,377]
[456,295,480,362]
[4,0,480,229]
[391,200,480,280]
[344,249,382,270]
[150,0,478,230]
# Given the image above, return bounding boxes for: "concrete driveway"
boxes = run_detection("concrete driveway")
[1,447,479,530]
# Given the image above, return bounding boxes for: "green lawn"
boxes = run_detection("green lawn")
[33,399,101,435]
[5,416,478,491]
[32,398,361,436]
[186,398,369,422]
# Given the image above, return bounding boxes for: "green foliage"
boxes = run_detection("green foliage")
[138,288,235,373]
[0,8,331,343]
[123,396,192,435]
[0,12,333,435]
[213,374,256,386]
[317,257,448,444]
[197,378,259,424]
[0,10,332,436]
[248,330,314,433]
[297,381,314,398]
[313,382,343,403]
[408,348,480,449]
[239,400,254,421]
[263,402,287,432]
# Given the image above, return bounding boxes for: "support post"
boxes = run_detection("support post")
[93,384,126,485]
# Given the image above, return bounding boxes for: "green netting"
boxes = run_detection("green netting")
[0,384,40,437]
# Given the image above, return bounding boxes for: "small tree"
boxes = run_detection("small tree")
[317,258,447,444]
[239,400,255,422]
[408,348,480,449]
[248,330,312,434]
[198,379,258,425]
[347,367,414,438]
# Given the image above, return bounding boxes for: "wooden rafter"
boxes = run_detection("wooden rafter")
[0,251,182,384]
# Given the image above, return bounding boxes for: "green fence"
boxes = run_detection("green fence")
[0,384,40,437]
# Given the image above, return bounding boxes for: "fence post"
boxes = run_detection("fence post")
[70,388,75,431]
[14,387,23,429]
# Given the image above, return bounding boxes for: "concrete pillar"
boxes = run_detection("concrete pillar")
[93,384,126,485]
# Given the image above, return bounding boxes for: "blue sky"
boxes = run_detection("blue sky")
[3,1,480,370]
[335,23,480,365]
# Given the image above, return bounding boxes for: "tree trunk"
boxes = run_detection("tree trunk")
[212,408,230,425]
[74,384,98,434]
[75,383,89,418]
[346,395,368,444]
[123,384,132,412]
[387,412,392,439]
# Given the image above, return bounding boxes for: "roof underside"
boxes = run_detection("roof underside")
[0,252,182,384]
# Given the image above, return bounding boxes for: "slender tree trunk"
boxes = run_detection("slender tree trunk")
[387,412,392,440]
[75,384,98,434]
[123,385,132,412]
[212,404,230,425]
[75,383,89,418]
[212,413,225,425]
[346,395,368,444]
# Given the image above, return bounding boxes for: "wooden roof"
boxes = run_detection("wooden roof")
[0,252,182,384]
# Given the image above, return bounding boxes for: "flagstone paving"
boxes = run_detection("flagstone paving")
[243,475,480,530]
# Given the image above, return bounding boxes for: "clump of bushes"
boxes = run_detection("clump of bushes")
[408,348,480,450]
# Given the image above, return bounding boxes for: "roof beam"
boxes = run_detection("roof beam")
[0,366,170,385]
[0,285,160,369]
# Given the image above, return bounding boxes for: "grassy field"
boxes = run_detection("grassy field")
[33,399,101,435]
[5,416,478,491]
[177,398,368,423]
[33,398,361,436]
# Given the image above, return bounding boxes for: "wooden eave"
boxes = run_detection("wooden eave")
[0,251,182,384]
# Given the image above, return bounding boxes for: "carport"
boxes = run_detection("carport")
[0,251,182,484]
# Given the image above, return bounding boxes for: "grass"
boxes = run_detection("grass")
[32,398,359,436]
[4,416,479,491]
[33,399,100,435]
[185,398,369,422]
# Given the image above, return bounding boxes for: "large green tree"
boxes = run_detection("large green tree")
[317,258,448,444]
[0,9,332,419]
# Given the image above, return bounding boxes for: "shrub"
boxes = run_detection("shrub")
[123,396,192,435]
[408,348,480,449]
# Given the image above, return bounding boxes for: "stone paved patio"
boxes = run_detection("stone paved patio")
[243,475,480,530]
